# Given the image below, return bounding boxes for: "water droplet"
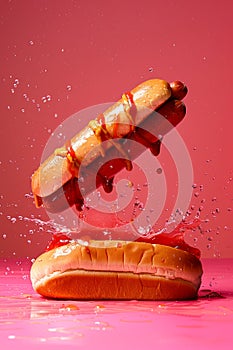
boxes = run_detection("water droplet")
[66,85,72,91]
[2,233,7,239]
[8,335,16,340]
[192,183,197,188]
[212,197,217,201]
[194,192,199,197]
[11,217,17,223]
[215,208,220,213]
[156,168,162,174]
[193,146,197,151]
[227,207,232,212]
[42,95,51,103]
[29,40,34,45]
[21,108,25,113]
[148,67,154,72]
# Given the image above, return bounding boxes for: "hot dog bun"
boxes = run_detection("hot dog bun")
[30,240,203,300]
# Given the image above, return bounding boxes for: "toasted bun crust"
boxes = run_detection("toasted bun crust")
[30,241,203,300]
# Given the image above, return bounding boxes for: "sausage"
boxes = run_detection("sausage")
[31,79,187,213]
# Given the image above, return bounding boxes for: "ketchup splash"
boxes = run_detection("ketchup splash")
[45,219,201,259]
[136,219,201,258]
[45,233,72,251]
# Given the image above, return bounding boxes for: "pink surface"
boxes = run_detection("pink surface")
[0,2,232,256]
[1,2,233,347]
[1,258,233,349]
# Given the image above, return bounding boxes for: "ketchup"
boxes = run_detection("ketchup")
[136,219,201,259]
[97,113,109,141]
[124,91,137,121]
[66,140,77,160]
[45,233,72,251]
[46,219,201,259]
[65,140,80,178]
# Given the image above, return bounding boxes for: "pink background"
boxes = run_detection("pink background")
[0,0,232,259]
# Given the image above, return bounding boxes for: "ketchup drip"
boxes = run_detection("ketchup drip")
[65,140,80,178]
[97,113,109,142]
[150,140,161,156]
[112,115,119,139]
[124,91,137,131]
[97,172,114,193]
[101,176,114,193]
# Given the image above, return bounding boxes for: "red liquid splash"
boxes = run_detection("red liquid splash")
[45,219,201,259]
[136,219,201,259]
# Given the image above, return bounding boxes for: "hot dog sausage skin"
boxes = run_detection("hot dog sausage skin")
[31,79,187,213]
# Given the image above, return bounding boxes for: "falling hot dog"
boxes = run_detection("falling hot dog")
[31,79,187,213]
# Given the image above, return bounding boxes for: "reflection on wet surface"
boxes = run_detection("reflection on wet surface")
[0,259,233,349]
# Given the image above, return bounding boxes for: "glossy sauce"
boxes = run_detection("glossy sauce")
[46,219,201,259]
[65,140,80,178]
[123,91,137,132]
[136,219,201,258]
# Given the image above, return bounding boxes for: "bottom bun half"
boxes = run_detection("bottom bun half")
[30,240,203,300]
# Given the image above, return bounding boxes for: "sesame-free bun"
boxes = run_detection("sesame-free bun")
[30,240,202,300]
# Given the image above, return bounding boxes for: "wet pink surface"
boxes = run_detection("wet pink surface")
[1,259,233,349]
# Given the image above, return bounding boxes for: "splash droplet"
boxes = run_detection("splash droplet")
[156,168,162,174]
